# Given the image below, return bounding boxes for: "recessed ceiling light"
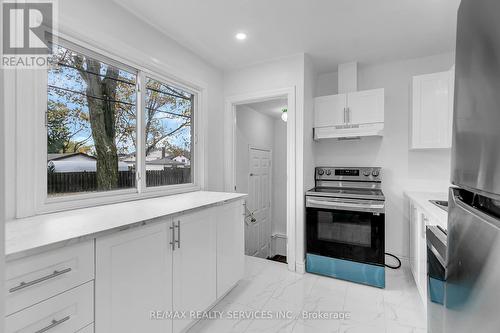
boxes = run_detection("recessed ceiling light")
[235,32,247,41]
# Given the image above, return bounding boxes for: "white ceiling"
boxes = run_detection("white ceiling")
[114,0,461,73]
[243,98,288,119]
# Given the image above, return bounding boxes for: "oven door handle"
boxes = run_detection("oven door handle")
[307,198,384,212]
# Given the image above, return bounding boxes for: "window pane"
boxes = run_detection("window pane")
[145,77,193,187]
[47,44,137,196]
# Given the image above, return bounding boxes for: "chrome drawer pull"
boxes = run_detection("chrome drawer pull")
[34,316,70,333]
[170,222,176,251]
[175,221,181,249]
[9,268,72,293]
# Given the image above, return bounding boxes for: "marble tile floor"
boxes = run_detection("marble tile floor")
[189,256,426,333]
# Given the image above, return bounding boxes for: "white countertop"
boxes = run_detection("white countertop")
[5,191,246,260]
[405,190,448,229]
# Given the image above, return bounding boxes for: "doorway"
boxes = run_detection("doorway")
[234,97,288,263]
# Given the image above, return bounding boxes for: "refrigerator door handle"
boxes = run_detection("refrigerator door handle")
[452,190,500,229]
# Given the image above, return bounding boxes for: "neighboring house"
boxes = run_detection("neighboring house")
[173,155,190,166]
[48,152,129,173]
[120,148,190,170]
[146,157,184,171]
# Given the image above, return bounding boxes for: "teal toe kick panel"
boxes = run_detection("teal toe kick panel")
[306,254,385,288]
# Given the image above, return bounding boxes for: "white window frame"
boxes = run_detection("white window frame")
[14,33,205,217]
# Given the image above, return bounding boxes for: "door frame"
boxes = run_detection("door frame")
[247,145,272,258]
[224,87,296,272]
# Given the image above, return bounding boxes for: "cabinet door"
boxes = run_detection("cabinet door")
[417,212,429,309]
[347,88,384,124]
[173,209,217,333]
[411,71,454,149]
[95,222,173,333]
[314,94,347,127]
[216,200,245,298]
[409,203,419,280]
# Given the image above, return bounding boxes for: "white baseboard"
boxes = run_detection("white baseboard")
[295,260,305,274]
[270,233,287,257]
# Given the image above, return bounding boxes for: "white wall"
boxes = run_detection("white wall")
[272,119,287,256]
[224,54,306,269]
[316,71,338,97]
[314,52,454,259]
[3,0,226,219]
[299,54,316,269]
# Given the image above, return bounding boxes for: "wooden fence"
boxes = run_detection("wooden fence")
[48,169,191,194]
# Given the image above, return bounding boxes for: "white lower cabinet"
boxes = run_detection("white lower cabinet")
[216,201,245,298]
[173,208,217,333]
[94,200,244,333]
[77,324,94,333]
[5,281,94,333]
[5,240,94,316]
[409,201,436,311]
[409,203,418,279]
[4,200,244,333]
[95,221,173,333]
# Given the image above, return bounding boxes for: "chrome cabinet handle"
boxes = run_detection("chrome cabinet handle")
[9,268,72,293]
[175,220,181,249]
[169,221,176,251]
[34,316,70,333]
[421,215,428,239]
[347,107,351,123]
[343,108,347,123]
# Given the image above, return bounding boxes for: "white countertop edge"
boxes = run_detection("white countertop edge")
[5,191,247,261]
[404,190,449,228]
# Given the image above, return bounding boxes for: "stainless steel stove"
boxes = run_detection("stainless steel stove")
[305,167,386,288]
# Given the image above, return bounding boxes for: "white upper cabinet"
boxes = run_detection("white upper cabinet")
[411,70,454,149]
[313,90,384,127]
[314,94,347,127]
[347,88,385,124]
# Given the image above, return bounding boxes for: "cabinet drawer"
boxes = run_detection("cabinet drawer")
[5,281,94,333]
[6,240,94,315]
[77,323,94,333]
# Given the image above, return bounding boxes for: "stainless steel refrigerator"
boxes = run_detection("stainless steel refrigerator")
[445,0,500,332]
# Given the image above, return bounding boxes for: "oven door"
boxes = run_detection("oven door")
[306,196,385,266]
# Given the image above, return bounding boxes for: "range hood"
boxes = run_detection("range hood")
[313,62,385,140]
[314,123,384,140]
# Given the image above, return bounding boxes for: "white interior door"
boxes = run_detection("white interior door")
[246,148,272,258]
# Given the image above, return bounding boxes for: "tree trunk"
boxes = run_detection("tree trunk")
[78,58,120,191]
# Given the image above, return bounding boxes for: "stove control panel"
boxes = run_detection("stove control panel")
[316,167,382,181]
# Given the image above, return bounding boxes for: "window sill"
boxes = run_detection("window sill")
[36,184,200,216]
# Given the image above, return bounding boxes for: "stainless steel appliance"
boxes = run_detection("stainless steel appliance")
[305,167,385,288]
[429,200,448,212]
[444,0,500,332]
[427,225,447,333]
